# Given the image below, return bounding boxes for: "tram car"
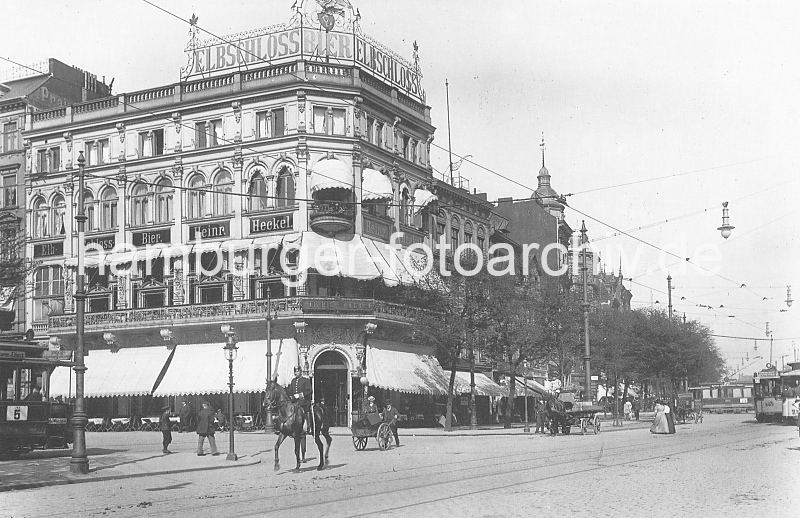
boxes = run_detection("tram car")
[753,362,800,423]
[688,381,753,415]
[0,334,74,454]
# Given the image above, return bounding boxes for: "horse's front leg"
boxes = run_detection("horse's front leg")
[293,436,302,472]
[314,431,325,470]
[274,434,286,471]
[300,435,306,462]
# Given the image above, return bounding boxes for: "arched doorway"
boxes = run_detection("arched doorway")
[313,350,349,427]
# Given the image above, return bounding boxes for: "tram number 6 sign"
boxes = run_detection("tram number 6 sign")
[6,405,28,421]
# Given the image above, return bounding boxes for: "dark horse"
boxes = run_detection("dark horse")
[263,380,333,472]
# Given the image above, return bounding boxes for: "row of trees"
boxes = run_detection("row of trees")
[395,259,724,430]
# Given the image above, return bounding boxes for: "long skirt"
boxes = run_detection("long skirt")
[665,412,676,434]
[650,412,669,434]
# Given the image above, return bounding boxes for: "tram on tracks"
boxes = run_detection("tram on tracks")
[0,334,74,454]
[688,381,754,415]
[752,362,800,423]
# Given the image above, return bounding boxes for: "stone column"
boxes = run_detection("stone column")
[353,145,363,235]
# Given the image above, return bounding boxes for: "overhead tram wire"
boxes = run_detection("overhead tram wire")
[15,6,793,307]
[0,56,397,206]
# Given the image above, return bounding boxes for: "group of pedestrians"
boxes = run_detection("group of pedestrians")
[650,399,676,434]
[159,401,221,455]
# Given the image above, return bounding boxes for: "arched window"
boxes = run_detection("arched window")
[100,186,118,230]
[464,220,473,244]
[130,183,149,226]
[32,197,49,238]
[477,226,486,252]
[154,178,174,223]
[33,266,64,322]
[248,171,269,212]
[83,190,96,232]
[450,215,460,249]
[435,209,446,243]
[51,194,66,236]
[275,167,295,208]
[213,170,233,215]
[188,175,206,219]
[400,187,410,226]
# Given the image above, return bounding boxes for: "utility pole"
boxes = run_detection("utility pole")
[766,322,773,366]
[264,286,273,430]
[70,152,89,474]
[667,274,673,323]
[445,79,454,185]
[580,221,591,402]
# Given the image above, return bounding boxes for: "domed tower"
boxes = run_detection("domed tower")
[534,135,564,221]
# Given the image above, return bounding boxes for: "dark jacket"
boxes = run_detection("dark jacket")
[288,375,312,402]
[159,411,172,431]
[196,406,215,436]
[178,404,191,419]
[382,405,399,425]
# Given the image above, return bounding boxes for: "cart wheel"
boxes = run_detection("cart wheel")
[594,415,601,434]
[377,423,392,451]
[352,436,367,451]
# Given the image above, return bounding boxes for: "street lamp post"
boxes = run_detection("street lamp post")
[580,221,591,403]
[523,361,530,433]
[361,322,376,414]
[221,324,238,461]
[264,286,273,430]
[70,151,89,474]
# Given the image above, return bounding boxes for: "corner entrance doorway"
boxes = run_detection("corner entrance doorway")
[313,350,349,427]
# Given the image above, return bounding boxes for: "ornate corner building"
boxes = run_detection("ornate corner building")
[22,3,505,427]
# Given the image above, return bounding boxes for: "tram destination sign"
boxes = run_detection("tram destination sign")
[182,27,425,103]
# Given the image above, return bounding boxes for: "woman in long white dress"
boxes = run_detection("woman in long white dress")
[650,400,669,434]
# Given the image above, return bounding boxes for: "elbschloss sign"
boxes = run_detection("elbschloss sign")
[250,214,293,234]
[183,27,425,103]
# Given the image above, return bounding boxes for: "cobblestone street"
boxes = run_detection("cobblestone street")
[3,414,799,517]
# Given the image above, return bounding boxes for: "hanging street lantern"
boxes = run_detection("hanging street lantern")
[717,201,734,239]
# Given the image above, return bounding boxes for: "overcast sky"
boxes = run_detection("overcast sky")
[3,1,799,373]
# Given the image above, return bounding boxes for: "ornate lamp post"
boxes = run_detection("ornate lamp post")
[264,286,273,429]
[221,323,238,461]
[523,360,530,433]
[580,221,592,403]
[361,322,376,414]
[70,151,89,474]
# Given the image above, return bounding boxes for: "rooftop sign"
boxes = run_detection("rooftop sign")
[180,2,425,103]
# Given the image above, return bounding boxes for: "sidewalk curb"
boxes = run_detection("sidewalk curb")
[1,457,261,493]
[327,422,652,437]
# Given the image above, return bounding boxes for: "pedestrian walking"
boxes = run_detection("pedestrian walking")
[534,400,546,433]
[381,402,400,446]
[178,401,191,433]
[159,405,173,454]
[633,398,641,420]
[196,402,219,456]
[623,400,633,420]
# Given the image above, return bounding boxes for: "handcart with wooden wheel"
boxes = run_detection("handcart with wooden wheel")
[351,412,394,451]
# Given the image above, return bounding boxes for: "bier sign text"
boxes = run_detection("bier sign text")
[250,214,293,234]
[189,221,230,241]
[33,241,63,258]
[132,229,171,246]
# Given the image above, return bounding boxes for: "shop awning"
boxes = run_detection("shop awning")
[362,168,393,201]
[510,376,550,397]
[452,371,506,397]
[0,286,16,312]
[153,339,298,396]
[413,188,437,215]
[292,232,428,286]
[49,346,175,398]
[366,341,450,395]
[310,159,352,193]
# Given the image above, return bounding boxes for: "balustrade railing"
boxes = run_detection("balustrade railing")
[47,295,427,332]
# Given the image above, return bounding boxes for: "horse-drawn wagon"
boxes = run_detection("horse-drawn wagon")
[547,391,604,435]
[351,412,394,451]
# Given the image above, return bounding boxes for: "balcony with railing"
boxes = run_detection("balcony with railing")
[309,200,355,235]
[47,296,426,334]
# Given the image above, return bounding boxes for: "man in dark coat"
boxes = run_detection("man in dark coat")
[632,398,641,420]
[159,405,173,454]
[178,401,192,432]
[381,402,400,446]
[287,366,312,434]
[196,402,219,456]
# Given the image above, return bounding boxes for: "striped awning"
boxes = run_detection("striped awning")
[310,159,352,193]
[366,341,450,396]
[49,346,175,398]
[362,168,393,201]
[152,339,298,396]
